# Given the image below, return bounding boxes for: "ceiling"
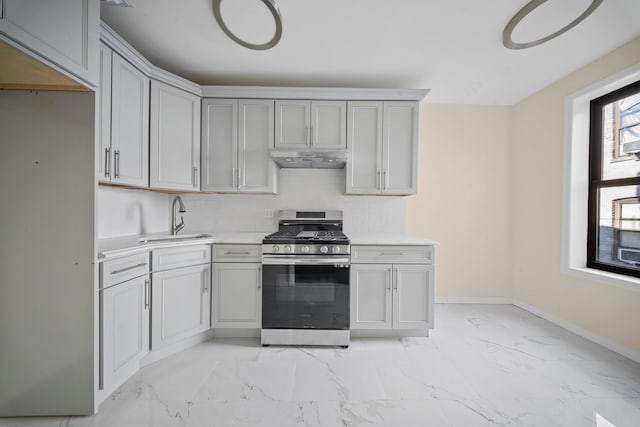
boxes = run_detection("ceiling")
[101,0,640,105]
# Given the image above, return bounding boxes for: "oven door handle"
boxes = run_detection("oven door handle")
[262,256,350,266]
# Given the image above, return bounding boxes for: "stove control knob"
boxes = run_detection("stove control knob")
[284,245,292,253]
[320,245,329,254]
[302,245,310,253]
[272,245,280,253]
[332,246,341,254]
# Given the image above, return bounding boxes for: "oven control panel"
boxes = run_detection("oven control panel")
[262,243,350,256]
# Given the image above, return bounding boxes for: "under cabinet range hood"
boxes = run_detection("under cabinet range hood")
[270,151,348,169]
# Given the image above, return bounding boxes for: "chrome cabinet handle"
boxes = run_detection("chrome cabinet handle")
[144,279,149,309]
[377,171,381,190]
[110,262,147,276]
[114,150,120,179]
[257,266,262,290]
[381,252,404,256]
[193,166,198,187]
[386,268,391,292]
[232,167,236,188]
[225,251,250,255]
[238,168,243,188]
[105,148,111,178]
[311,124,315,146]
[383,170,387,190]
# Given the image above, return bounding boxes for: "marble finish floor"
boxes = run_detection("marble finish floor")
[2,304,640,426]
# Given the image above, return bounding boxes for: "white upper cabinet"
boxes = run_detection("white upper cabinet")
[150,80,201,191]
[202,98,277,194]
[98,43,112,182]
[346,101,418,195]
[275,100,346,151]
[274,100,310,150]
[0,0,99,87]
[346,101,384,194]
[382,102,418,195]
[238,99,276,193]
[100,46,149,188]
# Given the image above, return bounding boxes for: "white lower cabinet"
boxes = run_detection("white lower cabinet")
[212,262,262,328]
[151,263,211,350]
[350,263,433,330]
[100,274,150,394]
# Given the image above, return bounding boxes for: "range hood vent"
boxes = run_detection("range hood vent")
[271,150,347,169]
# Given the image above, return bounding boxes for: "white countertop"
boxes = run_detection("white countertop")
[98,232,267,261]
[347,233,438,246]
[98,232,436,260]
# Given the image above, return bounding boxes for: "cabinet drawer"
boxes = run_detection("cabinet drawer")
[351,245,433,264]
[152,245,211,271]
[213,244,262,262]
[101,252,150,289]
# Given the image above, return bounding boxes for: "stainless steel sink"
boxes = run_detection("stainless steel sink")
[138,233,211,243]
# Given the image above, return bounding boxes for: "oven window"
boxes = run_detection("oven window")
[262,264,349,330]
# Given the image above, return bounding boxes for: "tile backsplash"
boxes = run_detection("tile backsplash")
[98,169,405,238]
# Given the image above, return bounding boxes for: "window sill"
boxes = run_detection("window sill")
[562,265,640,292]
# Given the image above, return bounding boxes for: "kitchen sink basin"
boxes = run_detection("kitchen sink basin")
[138,233,211,243]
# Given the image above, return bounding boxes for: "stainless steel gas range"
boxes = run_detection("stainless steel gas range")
[261,210,350,347]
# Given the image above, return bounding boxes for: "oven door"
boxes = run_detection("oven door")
[262,256,350,330]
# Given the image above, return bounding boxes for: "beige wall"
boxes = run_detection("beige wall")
[407,105,512,298]
[511,37,640,354]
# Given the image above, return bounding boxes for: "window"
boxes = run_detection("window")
[588,80,640,277]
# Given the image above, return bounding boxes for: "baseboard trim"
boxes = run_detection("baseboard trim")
[435,297,512,304]
[141,329,216,366]
[511,299,640,364]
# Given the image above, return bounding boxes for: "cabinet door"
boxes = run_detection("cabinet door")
[350,264,392,329]
[98,42,113,183]
[392,264,433,330]
[151,264,211,350]
[345,101,383,194]
[201,98,238,192]
[238,99,277,194]
[0,0,99,86]
[274,100,310,150]
[382,101,418,195]
[101,275,150,393]
[212,263,261,328]
[150,80,201,191]
[311,101,346,150]
[111,53,149,187]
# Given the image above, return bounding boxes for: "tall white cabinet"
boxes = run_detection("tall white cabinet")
[99,42,149,188]
[201,99,277,194]
[150,80,201,191]
[346,101,418,195]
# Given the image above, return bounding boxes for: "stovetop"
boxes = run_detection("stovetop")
[264,230,349,243]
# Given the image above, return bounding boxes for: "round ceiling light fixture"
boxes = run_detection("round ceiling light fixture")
[212,0,283,51]
[503,0,603,50]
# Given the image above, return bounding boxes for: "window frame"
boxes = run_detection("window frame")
[587,79,640,278]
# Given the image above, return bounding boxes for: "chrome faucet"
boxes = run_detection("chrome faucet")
[171,195,186,235]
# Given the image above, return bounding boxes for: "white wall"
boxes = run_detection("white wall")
[180,168,406,234]
[99,169,404,238]
[0,90,95,415]
[98,186,169,238]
